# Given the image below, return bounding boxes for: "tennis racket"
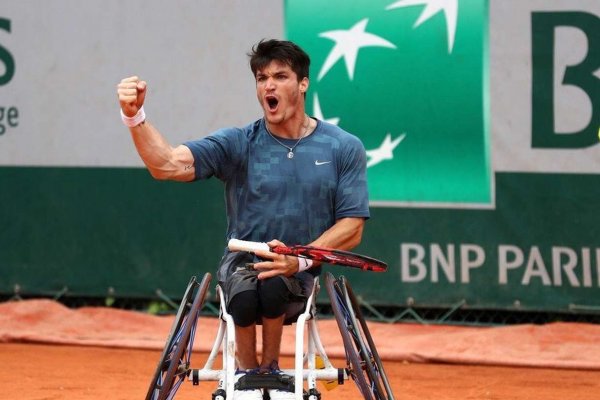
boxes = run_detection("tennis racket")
[228,239,387,272]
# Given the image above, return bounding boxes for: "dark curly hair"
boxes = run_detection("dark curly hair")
[248,39,310,81]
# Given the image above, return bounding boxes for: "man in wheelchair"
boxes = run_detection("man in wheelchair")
[117,39,370,399]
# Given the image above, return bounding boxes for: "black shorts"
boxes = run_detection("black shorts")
[218,250,314,313]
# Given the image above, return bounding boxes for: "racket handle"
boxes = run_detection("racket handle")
[228,239,271,253]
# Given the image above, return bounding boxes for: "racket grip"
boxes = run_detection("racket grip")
[228,239,270,253]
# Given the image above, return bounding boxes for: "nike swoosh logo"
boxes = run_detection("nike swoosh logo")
[315,160,332,166]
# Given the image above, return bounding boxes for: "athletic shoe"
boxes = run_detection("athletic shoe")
[262,361,295,400]
[268,388,296,400]
[233,370,263,400]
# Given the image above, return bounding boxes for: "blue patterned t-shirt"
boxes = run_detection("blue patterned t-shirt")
[184,118,370,248]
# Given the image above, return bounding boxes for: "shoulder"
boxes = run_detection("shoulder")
[315,120,365,152]
[188,119,262,153]
[183,120,262,161]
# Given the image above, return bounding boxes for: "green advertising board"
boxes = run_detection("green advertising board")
[286,0,491,206]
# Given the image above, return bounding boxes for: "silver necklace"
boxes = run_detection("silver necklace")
[265,116,309,159]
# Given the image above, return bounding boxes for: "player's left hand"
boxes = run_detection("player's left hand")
[253,239,299,279]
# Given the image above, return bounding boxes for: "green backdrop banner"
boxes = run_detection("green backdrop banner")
[362,172,600,311]
[1,167,599,312]
[0,167,227,299]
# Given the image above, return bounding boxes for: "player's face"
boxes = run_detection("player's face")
[256,60,308,129]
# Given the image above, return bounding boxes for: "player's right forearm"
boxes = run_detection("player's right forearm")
[128,120,196,182]
[117,76,195,181]
[129,121,179,180]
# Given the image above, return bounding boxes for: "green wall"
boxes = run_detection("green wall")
[2,167,599,312]
[1,167,226,298]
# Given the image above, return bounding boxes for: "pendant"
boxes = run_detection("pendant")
[287,151,294,159]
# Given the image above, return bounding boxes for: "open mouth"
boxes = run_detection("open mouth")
[266,95,279,111]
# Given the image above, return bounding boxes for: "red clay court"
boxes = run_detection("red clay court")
[2,299,600,399]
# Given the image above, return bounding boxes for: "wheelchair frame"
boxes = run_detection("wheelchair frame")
[146,272,394,400]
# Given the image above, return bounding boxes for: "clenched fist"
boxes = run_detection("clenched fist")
[117,76,147,117]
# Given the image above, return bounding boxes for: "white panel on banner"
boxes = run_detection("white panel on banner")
[490,0,600,174]
[0,0,283,167]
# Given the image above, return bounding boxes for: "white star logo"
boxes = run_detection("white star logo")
[318,18,396,81]
[386,0,458,53]
[366,133,406,168]
[312,93,340,125]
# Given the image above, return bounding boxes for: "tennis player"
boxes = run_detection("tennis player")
[117,39,369,400]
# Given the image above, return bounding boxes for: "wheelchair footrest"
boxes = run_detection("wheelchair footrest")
[235,373,295,392]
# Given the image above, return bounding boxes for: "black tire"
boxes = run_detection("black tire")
[341,276,395,400]
[145,273,211,400]
[325,272,394,400]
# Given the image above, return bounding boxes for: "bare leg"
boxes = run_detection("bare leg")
[235,323,259,370]
[260,314,285,369]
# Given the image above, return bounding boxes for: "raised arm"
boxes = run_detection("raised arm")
[117,76,195,182]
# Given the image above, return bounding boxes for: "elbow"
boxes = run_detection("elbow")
[147,166,170,181]
[147,165,192,182]
[146,151,193,182]
[350,232,363,250]
[347,221,365,250]
[146,156,178,181]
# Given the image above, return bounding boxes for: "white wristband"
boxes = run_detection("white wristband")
[298,257,313,272]
[120,106,146,127]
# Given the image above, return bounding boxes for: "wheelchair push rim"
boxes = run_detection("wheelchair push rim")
[325,272,395,400]
[145,273,211,400]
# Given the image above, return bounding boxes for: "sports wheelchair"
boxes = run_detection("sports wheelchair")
[145,270,394,400]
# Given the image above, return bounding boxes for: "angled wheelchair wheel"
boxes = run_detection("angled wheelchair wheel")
[341,275,395,400]
[145,273,211,400]
[325,272,394,400]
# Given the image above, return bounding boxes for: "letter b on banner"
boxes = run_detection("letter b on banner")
[531,12,599,148]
